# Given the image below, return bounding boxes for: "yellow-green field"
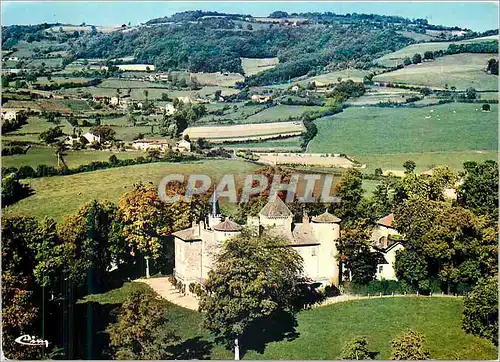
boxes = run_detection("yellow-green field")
[241,57,280,76]
[375,35,498,67]
[373,54,498,91]
[3,160,259,221]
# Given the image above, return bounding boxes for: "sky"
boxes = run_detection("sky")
[1,1,499,32]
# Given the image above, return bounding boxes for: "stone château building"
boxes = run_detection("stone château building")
[173,196,342,293]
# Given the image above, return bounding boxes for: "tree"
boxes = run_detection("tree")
[247,23,253,30]
[335,168,364,221]
[423,51,434,60]
[90,125,116,142]
[146,148,161,161]
[198,231,303,359]
[462,275,498,344]
[403,160,416,173]
[466,87,477,100]
[457,160,498,219]
[118,184,173,277]
[54,140,68,171]
[390,330,430,360]
[482,103,491,112]
[39,126,64,144]
[487,58,498,75]
[412,53,422,64]
[337,221,382,284]
[403,57,412,66]
[143,89,149,104]
[1,173,31,206]
[341,337,376,360]
[107,290,177,359]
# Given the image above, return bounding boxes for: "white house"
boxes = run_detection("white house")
[82,132,101,144]
[173,139,191,153]
[1,109,19,121]
[251,94,272,103]
[371,214,404,281]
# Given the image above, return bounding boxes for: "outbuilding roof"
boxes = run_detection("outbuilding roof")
[311,211,341,224]
[377,214,394,228]
[259,197,292,218]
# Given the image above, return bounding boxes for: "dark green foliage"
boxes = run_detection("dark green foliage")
[390,330,430,360]
[1,111,28,133]
[412,53,422,64]
[487,58,498,75]
[457,160,498,219]
[446,41,498,55]
[39,126,64,144]
[341,337,377,360]
[1,173,32,206]
[198,231,303,350]
[342,280,411,296]
[107,290,177,359]
[462,275,498,344]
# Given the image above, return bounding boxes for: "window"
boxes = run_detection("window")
[378,265,383,274]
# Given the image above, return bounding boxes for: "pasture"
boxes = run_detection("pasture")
[308,103,498,155]
[375,35,498,67]
[222,137,302,151]
[241,57,280,76]
[4,160,259,221]
[183,121,305,142]
[2,146,142,169]
[245,105,322,123]
[297,69,371,86]
[347,86,421,106]
[373,54,499,91]
[192,71,244,87]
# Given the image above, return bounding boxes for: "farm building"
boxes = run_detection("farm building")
[251,94,272,103]
[173,196,342,294]
[131,138,170,152]
[82,132,101,144]
[173,139,191,153]
[1,108,20,121]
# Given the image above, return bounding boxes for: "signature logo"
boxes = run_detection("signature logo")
[14,335,49,348]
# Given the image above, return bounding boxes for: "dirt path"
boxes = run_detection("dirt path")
[134,277,199,310]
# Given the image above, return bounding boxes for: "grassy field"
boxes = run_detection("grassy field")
[222,137,302,151]
[375,35,498,67]
[356,151,498,174]
[241,57,279,76]
[373,54,499,91]
[2,146,143,169]
[4,160,259,221]
[297,69,371,86]
[245,105,322,123]
[83,283,497,360]
[308,103,498,155]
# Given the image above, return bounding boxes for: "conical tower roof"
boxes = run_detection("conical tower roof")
[259,196,292,218]
[311,209,341,223]
[213,218,242,232]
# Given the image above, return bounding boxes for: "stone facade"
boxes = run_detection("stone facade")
[173,197,342,294]
[370,214,404,281]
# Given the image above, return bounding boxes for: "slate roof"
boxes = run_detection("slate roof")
[259,197,292,218]
[311,211,341,224]
[213,219,242,232]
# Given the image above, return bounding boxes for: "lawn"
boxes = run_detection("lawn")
[82,283,497,360]
[373,54,499,91]
[4,160,259,221]
[375,35,498,67]
[245,105,322,123]
[308,103,498,155]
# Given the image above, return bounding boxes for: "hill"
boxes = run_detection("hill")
[373,53,499,90]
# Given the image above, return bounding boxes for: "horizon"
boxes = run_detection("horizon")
[1,1,499,32]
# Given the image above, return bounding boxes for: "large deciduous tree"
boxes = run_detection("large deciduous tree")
[462,275,498,345]
[335,168,364,222]
[107,290,177,359]
[337,221,383,284]
[198,231,303,359]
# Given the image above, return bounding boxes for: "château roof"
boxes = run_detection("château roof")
[172,227,201,242]
[377,214,394,228]
[213,219,242,232]
[259,197,292,218]
[311,211,341,224]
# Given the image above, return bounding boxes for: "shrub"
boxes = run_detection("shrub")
[342,280,411,296]
[341,337,376,360]
[17,165,37,179]
[462,275,498,344]
[390,330,430,360]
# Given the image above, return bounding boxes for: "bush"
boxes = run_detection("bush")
[341,337,376,360]
[342,280,411,296]
[390,330,430,360]
[17,165,37,179]
[462,275,498,344]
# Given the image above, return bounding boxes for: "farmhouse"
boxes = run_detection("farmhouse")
[82,132,101,144]
[251,94,272,103]
[131,138,170,152]
[173,196,342,294]
[173,139,191,153]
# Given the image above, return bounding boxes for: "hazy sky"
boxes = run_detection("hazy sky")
[1,1,499,31]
